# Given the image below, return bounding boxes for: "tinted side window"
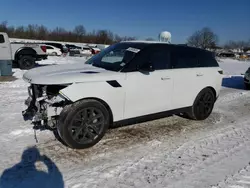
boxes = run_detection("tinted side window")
[171,46,198,69]
[136,45,170,70]
[0,35,5,43]
[149,47,170,70]
[122,45,170,72]
[198,51,219,67]
[83,47,90,50]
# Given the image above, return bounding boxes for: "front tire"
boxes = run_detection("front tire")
[18,56,35,70]
[187,88,215,120]
[57,100,110,149]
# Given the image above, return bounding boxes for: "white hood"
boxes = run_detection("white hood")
[23,63,125,85]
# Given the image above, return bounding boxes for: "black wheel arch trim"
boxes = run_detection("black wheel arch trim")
[74,97,114,126]
[14,47,37,61]
[204,86,217,99]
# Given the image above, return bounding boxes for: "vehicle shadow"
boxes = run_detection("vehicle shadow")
[222,76,246,90]
[0,146,64,188]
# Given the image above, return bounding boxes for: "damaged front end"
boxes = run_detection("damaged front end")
[22,84,71,128]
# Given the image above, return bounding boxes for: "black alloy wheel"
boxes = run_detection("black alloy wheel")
[18,56,35,70]
[193,90,215,120]
[69,107,105,145]
[57,100,110,149]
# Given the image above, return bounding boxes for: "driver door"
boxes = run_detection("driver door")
[123,45,174,119]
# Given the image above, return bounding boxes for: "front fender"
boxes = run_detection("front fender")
[59,81,125,121]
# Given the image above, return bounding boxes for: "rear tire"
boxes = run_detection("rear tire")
[52,52,57,56]
[18,56,36,70]
[57,100,110,149]
[186,88,215,120]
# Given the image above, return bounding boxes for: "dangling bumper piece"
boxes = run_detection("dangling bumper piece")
[22,84,69,126]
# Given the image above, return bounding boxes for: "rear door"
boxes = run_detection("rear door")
[196,50,222,97]
[170,46,201,109]
[0,33,12,60]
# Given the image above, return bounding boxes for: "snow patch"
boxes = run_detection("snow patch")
[218,58,250,76]
[10,128,34,136]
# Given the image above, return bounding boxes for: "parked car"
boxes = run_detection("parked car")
[65,44,81,51]
[91,47,101,54]
[22,41,223,149]
[244,67,250,89]
[44,42,68,53]
[80,46,92,57]
[217,52,235,58]
[0,32,47,70]
[66,44,82,56]
[45,45,62,56]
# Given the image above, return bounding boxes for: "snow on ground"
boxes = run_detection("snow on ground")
[0,57,250,188]
[39,55,90,66]
[218,58,250,75]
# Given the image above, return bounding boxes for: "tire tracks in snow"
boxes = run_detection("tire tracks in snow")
[79,91,250,188]
[213,164,250,188]
[99,123,250,188]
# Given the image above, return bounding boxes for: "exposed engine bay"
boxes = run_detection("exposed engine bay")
[22,84,70,128]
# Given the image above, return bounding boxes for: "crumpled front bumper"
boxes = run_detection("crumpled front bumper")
[22,85,65,124]
[22,85,38,121]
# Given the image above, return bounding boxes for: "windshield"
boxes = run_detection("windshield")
[85,42,148,71]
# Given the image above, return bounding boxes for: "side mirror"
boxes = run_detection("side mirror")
[138,61,155,72]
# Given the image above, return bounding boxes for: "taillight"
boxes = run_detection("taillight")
[41,46,46,52]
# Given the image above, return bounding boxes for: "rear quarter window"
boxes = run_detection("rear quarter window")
[171,46,199,69]
[198,51,219,67]
[0,35,5,43]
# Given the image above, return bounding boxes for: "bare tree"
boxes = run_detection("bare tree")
[0,21,136,44]
[95,30,111,44]
[113,34,122,43]
[73,25,86,42]
[0,21,8,33]
[120,36,137,41]
[187,27,218,49]
[36,25,48,40]
[74,25,86,35]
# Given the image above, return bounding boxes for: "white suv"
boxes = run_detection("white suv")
[22,41,223,149]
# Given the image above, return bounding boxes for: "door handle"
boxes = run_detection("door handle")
[196,73,203,77]
[1,46,7,48]
[161,77,171,80]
